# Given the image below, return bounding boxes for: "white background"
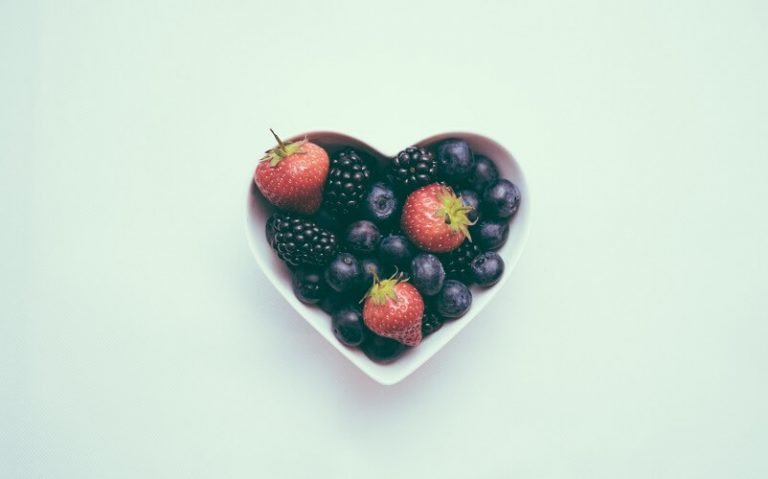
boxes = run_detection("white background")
[2,1,767,477]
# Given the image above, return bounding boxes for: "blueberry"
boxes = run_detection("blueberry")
[434,280,472,319]
[410,254,446,296]
[483,179,521,219]
[361,333,406,363]
[362,181,400,226]
[344,220,381,255]
[291,267,327,305]
[331,305,366,347]
[378,234,414,270]
[469,252,504,287]
[359,257,382,290]
[457,189,481,223]
[319,292,346,314]
[324,253,362,293]
[472,219,509,251]
[434,138,475,181]
[466,155,498,192]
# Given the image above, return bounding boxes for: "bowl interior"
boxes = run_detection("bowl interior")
[245,132,531,385]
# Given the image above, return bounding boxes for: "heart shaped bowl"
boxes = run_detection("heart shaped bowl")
[245,132,531,385]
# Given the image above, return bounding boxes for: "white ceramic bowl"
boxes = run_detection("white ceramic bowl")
[245,132,531,385]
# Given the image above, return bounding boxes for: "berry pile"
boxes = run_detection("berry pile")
[253,133,521,364]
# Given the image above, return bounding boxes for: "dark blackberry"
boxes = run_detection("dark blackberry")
[323,149,371,216]
[421,309,444,337]
[266,213,338,268]
[391,146,437,192]
[439,241,481,280]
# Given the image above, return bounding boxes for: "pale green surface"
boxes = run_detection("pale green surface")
[2,1,768,478]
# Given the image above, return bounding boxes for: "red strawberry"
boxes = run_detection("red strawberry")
[401,183,474,253]
[363,275,425,346]
[254,130,329,215]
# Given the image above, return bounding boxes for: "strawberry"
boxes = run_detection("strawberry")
[362,274,425,346]
[401,183,474,253]
[254,130,330,215]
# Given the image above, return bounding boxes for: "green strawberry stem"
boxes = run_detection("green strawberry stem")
[436,188,476,240]
[260,129,307,167]
[365,272,407,306]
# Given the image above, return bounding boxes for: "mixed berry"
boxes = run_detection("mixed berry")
[253,131,521,363]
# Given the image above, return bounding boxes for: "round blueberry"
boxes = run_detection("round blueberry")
[331,305,367,347]
[466,155,498,192]
[378,234,414,270]
[410,254,446,296]
[434,138,475,181]
[469,252,505,287]
[434,280,472,319]
[361,333,407,363]
[362,181,400,226]
[344,220,381,255]
[483,179,521,219]
[359,257,382,290]
[291,267,327,305]
[319,292,346,315]
[324,253,362,293]
[457,189,481,223]
[472,220,509,251]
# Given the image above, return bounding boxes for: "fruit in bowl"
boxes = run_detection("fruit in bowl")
[250,131,524,366]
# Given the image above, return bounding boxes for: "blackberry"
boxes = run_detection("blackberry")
[421,309,444,337]
[439,241,481,280]
[391,146,437,192]
[323,149,371,216]
[266,213,338,268]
